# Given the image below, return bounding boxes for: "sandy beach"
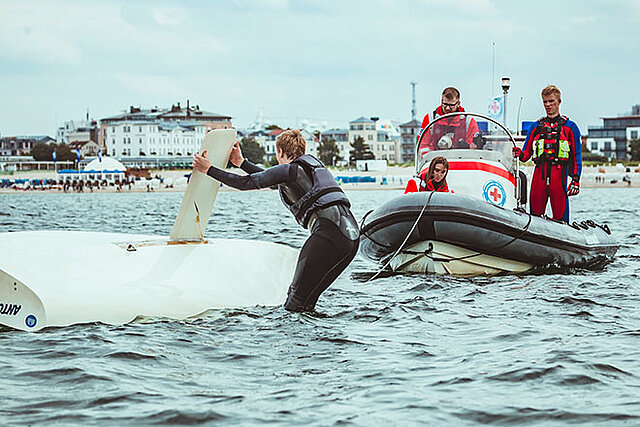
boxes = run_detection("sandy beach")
[0,164,638,194]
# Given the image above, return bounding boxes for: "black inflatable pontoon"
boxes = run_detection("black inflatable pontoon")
[360,191,618,276]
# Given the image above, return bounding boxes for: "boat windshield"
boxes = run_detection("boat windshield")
[416,112,517,172]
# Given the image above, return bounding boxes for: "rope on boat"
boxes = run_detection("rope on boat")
[399,211,534,267]
[361,191,436,283]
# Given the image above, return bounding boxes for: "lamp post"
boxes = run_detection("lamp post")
[501,76,511,128]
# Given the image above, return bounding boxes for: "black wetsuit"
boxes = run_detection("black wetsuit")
[205,155,359,312]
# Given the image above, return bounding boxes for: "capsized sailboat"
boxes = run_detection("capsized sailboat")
[0,129,298,331]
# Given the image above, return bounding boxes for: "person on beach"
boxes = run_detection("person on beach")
[193,129,359,312]
[418,87,480,156]
[513,84,582,223]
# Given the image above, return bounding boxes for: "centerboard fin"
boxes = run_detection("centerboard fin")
[169,129,236,242]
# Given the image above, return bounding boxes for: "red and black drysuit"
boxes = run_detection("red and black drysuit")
[418,105,480,155]
[518,115,582,223]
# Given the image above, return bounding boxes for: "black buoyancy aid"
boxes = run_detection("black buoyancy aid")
[279,154,350,229]
[531,115,570,163]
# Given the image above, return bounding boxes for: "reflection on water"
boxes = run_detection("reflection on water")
[1,188,639,424]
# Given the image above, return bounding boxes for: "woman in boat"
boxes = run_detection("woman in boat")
[404,156,452,193]
[422,156,451,192]
[192,129,359,312]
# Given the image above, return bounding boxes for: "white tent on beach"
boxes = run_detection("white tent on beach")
[57,157,127,183]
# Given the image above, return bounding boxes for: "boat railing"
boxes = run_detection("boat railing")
[415,112,522,207]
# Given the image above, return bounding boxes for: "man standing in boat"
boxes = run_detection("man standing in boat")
[513,84,582,223]
[193,129,360,312]
[418,87,480,156]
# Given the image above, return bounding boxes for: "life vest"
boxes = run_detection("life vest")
[279,154,350,229]
[531,116,571,163]
[428,107,475,149]
[424,179,450,192]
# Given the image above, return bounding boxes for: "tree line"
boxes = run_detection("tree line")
[237,133,375,167]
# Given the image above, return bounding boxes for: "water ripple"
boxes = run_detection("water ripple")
[0,189,639,425]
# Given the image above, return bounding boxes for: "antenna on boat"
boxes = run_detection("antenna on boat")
[491,42,496,97]
[410,81,417,121]
[516,97,524,135]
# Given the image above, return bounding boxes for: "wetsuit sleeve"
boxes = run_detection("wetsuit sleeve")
[206,163,293,190]
[568,121,582,181]
[520,121,539,162]
[240,159,264,174]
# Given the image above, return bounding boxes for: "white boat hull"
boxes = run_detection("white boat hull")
[0,231,298,331]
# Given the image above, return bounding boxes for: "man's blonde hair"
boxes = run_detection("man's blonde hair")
[541,84,561,99]
[276,129,306,159]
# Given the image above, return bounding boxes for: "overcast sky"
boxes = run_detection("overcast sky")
[1,0,639,136]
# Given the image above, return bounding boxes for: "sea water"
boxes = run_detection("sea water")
[0,188,639,425]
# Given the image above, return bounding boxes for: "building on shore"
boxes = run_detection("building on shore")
[348,117,402,163]
[69,140,100,157]
[321,128,349,165]
[0,135,54,156]
[586,104,640,160]
[399,119,421,164]
[99,101,232,156]
[56,117,99,146]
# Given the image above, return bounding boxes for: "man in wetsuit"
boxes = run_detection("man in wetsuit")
[193,129,359,312]
[513,84,582,223]
[418,86,480,156]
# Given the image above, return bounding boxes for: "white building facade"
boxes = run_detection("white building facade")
[107,121,208,157]
[348,117,402,163]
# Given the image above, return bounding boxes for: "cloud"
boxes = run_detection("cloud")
[0,3,83,66]
[151,6,189,26]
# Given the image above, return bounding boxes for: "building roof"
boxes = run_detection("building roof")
[350,116,375,123]
[399,119,421,128]
[267,128,285,136]
[322,128,348,135]
[69,140,98,148]
[1,135,54,142]
[101,103,231,123]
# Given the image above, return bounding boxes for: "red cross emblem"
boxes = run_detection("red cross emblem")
[489,187,502,202]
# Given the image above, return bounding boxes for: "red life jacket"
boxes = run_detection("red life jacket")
[419,105,476,151]
[425,179,450,192]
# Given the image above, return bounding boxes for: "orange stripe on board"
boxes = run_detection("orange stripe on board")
[448,161,516,185]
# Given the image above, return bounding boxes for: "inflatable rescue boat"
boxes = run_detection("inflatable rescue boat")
[359,113,618,276]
